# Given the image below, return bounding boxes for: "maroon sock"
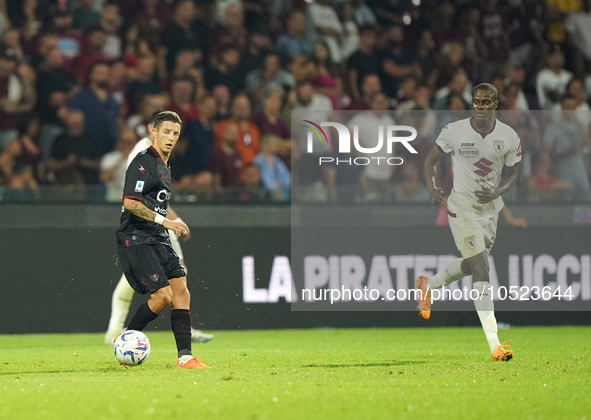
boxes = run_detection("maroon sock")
[127,302,158,331]
[171,309,192,358]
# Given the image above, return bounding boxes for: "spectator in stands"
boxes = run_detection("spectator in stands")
[126,55,162,109]
[74,26,108,83]
[168,77,199,125]
[379,25,421,98]
[1,163,40,202]
[242,31,273,76]
[250,87,290,153]
[165,50,200,90]
[214,94,261,164]
[526,150,575,202]
[346,26,380,101]
[184,96,217,175]
[245,53,295,105]
[352,0,377,28]
[159,0,201,72]
[49,109,100,188]
[108,59,128,117]
[566,0,591,76]
[505,0,544,68]
[414,29,438,90]
[339,2,360,62]
[236,164,268,202]
[51,6,83,75]
[84,1,122,60]
[126,93,167,139]
[480,0,510,81]
[434,42,466,91]
[504,64,529,110]
[287,55,315,85]
[205,46,244,96]
[2,28,24,63]
[393,160,430,203]
[211,84,231,123]
[306,0,343,63]
[447,6,487,82]
[35,47,75,159]
[546,0,582,44]
[254,134,291,201]
[99,129,137,202]
[310,42,342,109]
[432,69,471,110]
[210,5,248,65]
[276,11,312,59]
[66,61,120,156]
[73,0,100,29]
[559,78,591,130]
[536,45,572,110]
[345,73,380,111]
[346,91,396,201]
[209,122,243,187]
[0,46,36,151]
[0,114,42,184]
[135,0,172,53]
[543,95,591,202]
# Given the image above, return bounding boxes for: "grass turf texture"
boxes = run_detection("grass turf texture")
[1,327,589,420]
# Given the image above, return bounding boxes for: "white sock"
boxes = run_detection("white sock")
[427,258,467,290]
[107,274,135,333]
[472,281,500,353]
[179,354,193,364]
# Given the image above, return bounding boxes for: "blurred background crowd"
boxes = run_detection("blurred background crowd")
[0,0,590,204]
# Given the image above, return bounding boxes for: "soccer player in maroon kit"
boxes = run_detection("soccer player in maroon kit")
[116,110,212,368]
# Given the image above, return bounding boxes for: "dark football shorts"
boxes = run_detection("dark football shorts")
[118,243,186,294]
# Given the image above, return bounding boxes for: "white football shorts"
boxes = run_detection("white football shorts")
[168,229,185,261]
[447,209,498,259]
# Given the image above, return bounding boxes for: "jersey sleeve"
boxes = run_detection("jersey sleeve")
[505,133,522,167]
[435,124,454,154]
[122,155,153,201]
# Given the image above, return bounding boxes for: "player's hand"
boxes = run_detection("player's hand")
[474,184,497,203]
[509,217,527,229]
[427,186,444,205]
[163,219,190,237]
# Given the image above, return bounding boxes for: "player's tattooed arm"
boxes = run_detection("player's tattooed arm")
[123,198,157,222]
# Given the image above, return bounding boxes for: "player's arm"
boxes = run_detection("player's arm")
[475,165,519,204]
[423,145,445,205]
[123,198,190,236]
[167,205,191,241]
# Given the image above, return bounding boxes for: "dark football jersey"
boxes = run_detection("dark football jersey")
[116,146,172,247]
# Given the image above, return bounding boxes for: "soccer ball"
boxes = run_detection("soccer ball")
[114,330,151,366]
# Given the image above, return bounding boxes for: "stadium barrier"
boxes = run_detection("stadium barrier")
[2,204,589,333]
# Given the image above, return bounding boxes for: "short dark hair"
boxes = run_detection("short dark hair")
[153,111,182,129]
[472,83,498,101]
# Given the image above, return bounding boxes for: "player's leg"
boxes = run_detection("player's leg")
[415,213,473,319]
[105,274,135,344]
[119,245,173,332]
[169,277,213,368]
[169,229,214,344]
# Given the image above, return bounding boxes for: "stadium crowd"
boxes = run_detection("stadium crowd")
[0,0,590,203]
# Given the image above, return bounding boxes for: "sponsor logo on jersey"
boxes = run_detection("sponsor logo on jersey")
[135,181,144,192]
[458,147,479,158]
[139,164,146,175]
[493,140,505,153]
[461,143,474,147]
[156,189,172,203]
[154,206,168,215]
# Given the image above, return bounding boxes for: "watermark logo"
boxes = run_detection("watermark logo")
[301,120,418,166]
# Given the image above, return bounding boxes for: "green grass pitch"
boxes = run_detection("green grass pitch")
[1,326,590,420]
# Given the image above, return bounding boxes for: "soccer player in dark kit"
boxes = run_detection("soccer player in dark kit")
[116,111,212,369]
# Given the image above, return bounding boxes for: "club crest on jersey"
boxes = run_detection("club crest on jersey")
[464,235,476,250]
[139,164,146,175]
[493,140,504,153]
[135,181,144,192]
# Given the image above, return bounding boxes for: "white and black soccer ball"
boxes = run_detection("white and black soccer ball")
[114,330,151,366]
